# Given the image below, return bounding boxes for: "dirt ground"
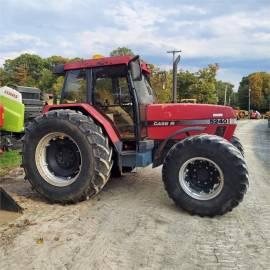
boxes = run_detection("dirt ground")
[0,119,269,270]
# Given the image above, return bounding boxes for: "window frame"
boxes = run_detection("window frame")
[60,66,144,143]
[90,65,141,141]
[60,69,91,104]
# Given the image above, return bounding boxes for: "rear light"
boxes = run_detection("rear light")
[215,126,226,137]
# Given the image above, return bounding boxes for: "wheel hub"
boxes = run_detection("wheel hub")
[55,146,76,169]
[35,132,82,187]
[179,157,224,200]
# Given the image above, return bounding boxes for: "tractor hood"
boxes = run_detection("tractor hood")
[145,103,237,140]
[147,103,236,121]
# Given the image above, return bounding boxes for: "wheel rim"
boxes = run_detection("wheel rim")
[179,157,224,200]
[35,132,82,187]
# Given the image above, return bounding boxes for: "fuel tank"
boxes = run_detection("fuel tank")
[146,103,237,140]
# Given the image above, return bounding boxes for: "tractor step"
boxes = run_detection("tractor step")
[121,150,152,168]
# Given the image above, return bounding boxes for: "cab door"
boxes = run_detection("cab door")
[92,65,136,140]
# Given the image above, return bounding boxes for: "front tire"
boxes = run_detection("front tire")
[162,134,248,217]
[22,110,113,203]
[231,135,244,156]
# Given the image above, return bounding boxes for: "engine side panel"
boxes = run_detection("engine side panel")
[146,103,236,141]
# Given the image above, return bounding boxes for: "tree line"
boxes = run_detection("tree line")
[238,73,270,112]
[0,47,269,112]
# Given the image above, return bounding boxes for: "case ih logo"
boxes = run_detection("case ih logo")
[147,119,235,126]
[4,90,18,99]
[153,121,176,126]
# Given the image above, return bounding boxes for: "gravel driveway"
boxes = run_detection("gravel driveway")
[0,119,269,270]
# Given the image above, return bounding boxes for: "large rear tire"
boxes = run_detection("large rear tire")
[22,110,113,203]
[162,134,248,217]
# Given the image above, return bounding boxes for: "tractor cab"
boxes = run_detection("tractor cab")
[55,56,155,149]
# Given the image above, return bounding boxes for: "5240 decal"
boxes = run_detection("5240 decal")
[210,119,229,124]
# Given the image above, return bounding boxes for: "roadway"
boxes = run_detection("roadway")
[0,119,269,270]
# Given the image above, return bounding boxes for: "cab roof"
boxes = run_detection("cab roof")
[64,55,150,74]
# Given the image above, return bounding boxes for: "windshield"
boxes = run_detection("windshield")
[133,74,156,104]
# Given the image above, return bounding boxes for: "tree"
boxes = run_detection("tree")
[0,68,8,86]
[215,81,234,106]
[44,55,69,70]
[249,73,263,109]
[238,72,270,111]
[194,64,219,104]
[3,53,45,86]
[1,54,77,93]
[177,64,219,104]
[230,92,239,108]
[52,76,64,96]
[177,71,197,100]
[110,47,135,56]
[238,76,249,110]
[38,68,55,92]
[150,67,172,103]
[261,73,270,111]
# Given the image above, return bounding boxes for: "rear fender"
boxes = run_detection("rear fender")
[153,126,206,167]
[43,104,122,151]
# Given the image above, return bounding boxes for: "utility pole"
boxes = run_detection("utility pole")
[248,88,251,119]
[224,85,227,106]
[167,50,181,103]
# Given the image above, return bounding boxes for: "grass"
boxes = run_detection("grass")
[0,150,22,177]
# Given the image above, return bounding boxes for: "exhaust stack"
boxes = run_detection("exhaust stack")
[173,55,181,103]
[167,50,181,103]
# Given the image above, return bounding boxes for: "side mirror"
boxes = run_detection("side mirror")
[53,64,65,75]
[129,55,142,81]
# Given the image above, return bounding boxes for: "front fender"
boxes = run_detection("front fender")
[153,126,206,168]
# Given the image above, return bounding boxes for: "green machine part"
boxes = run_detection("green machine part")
[0,91,25,133]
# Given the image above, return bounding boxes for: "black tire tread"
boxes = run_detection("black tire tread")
[231,135,244,156]
[162,134,249,217]
[22,109,113,203]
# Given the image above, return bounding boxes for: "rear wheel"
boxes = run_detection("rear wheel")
[162,134,248,217]
[22,110,113,203]
[231,135,244,156]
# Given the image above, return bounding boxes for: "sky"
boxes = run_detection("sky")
[0,0,270,89]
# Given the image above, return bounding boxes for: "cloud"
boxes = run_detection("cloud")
[0,50,37,66]
[77,2,208,57]
[3,0,89,13]
[76,3,270,62]
[1,33,48,48]
[0,0,269,89]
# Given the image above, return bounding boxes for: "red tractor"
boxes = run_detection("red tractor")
[22,56,248,217]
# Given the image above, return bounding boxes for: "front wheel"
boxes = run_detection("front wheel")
[162,134,249,217]
[231,135,244,156]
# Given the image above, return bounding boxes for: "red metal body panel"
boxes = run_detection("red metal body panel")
[146,103,236,141]
[0,104,4,128]
[64,55,150,74]
[43,104,121,144]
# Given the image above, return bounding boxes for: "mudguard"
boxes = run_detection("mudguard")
[43,103,121,150]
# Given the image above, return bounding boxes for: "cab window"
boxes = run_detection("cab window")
[62,69,87,103]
